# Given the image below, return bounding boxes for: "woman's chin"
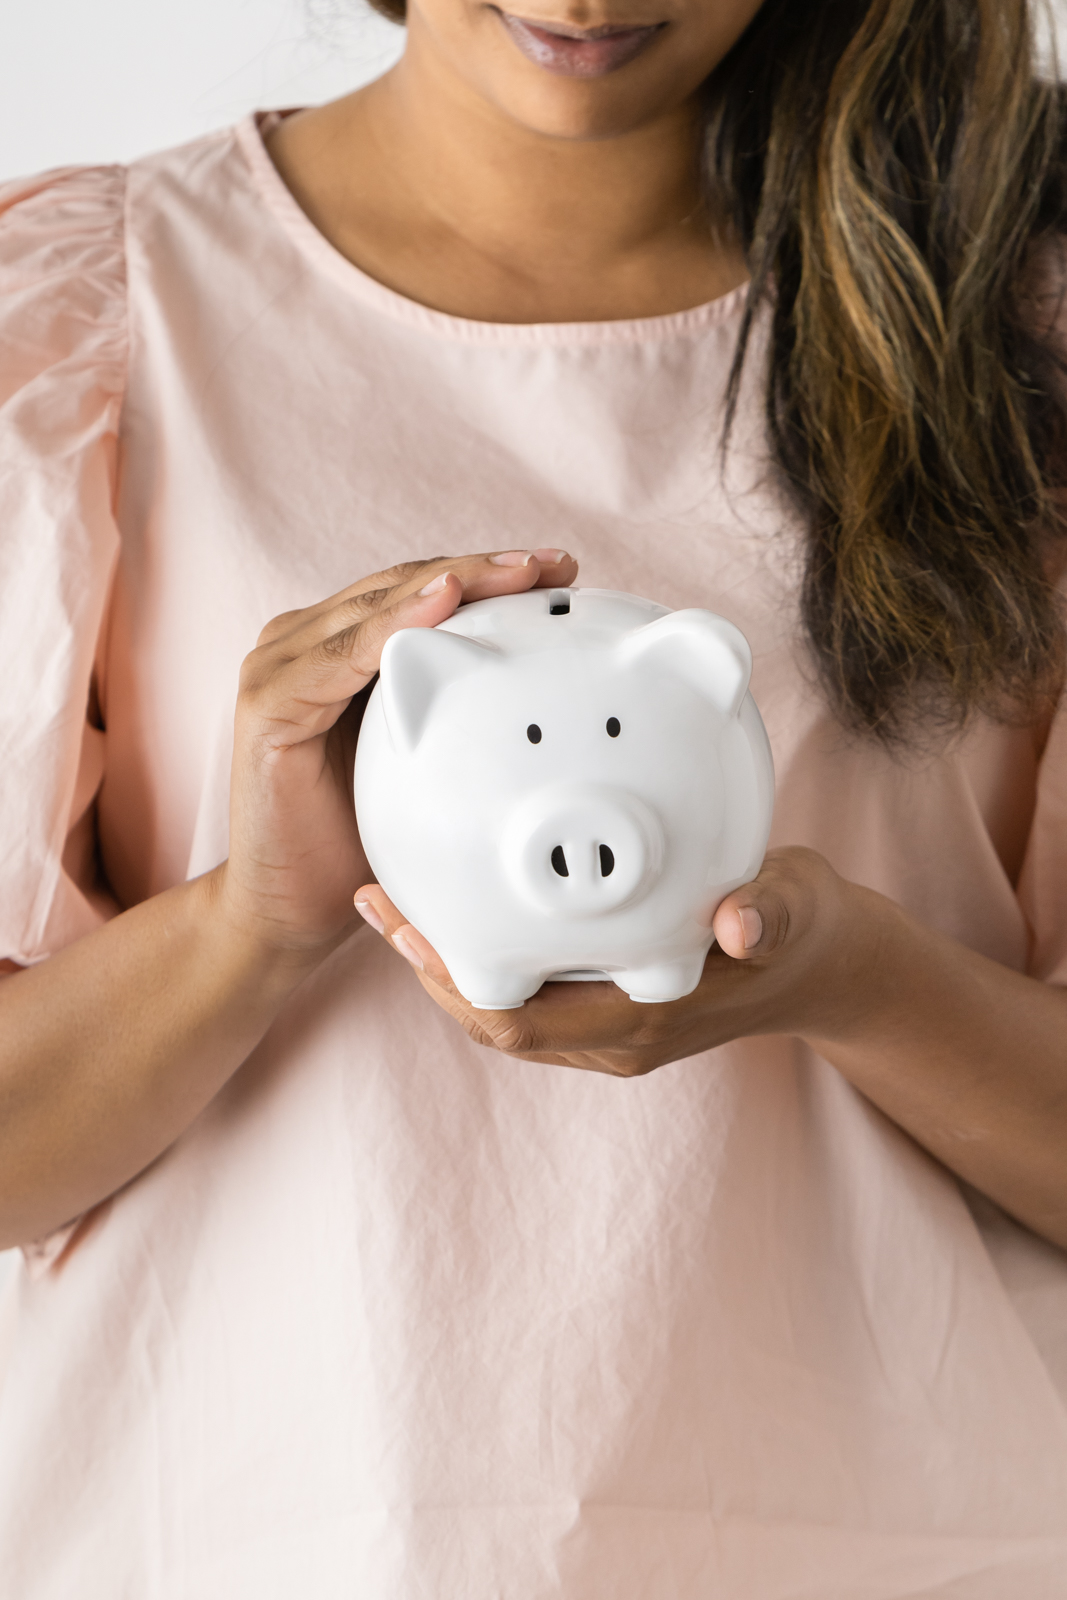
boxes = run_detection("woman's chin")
[404,2,726,144]
[463,50,692,142]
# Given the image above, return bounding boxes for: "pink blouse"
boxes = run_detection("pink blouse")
[1,113,1066,1598]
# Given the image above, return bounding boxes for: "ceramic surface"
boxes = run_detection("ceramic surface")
[354,588,774,1008]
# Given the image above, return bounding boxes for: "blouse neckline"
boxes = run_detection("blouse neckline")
[236,111,750,348]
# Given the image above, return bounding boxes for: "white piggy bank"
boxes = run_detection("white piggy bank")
[354,587,774,1010]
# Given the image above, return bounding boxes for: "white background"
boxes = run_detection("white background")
[3,0,1066,179]
[0,1,1065,1293]
[0,0,404,180]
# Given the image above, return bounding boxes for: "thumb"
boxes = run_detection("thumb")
[712,848,837,962]
[712,883,779,961]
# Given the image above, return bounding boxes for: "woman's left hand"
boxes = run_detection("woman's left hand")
[353,847,878,1074]
[357,842,1067,1249]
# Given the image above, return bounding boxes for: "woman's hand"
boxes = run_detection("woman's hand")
[357,847,1067,1249]
[352,848,874,1074]
[2,547,591,1246]
[218,547,577,957]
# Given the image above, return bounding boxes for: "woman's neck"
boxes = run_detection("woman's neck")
[266,26,747,323]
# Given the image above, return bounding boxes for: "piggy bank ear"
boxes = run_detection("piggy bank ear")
[619,609,752,718]
[379,627,496,752]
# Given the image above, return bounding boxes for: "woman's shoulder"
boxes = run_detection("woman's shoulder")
[0,122,273,412]
[0,161,129,423]
[0,161,127,240]
[120,119,265,231]
[0,118,250,222]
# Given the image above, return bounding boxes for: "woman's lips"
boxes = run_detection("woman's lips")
[496,11,666,77]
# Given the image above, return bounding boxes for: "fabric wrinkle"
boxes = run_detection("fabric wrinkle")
[1,118,1066,1598]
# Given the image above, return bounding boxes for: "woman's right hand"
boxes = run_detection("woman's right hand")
[216,548,577,959]
[1,548,585,1246]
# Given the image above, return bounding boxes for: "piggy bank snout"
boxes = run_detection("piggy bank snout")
[502,784,664,918]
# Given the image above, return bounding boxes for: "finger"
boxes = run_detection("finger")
[528,549,578,589]
[354,882,671,1057]
[352,884,599,1056]
[711,848,828,960]
[251,545,580,728]
[259,550,550,659]
[257,557,486,656]
[263,548,578,653]
[240,572,463,738]
[342,550,544,610]
[255,561,437,645]
[354,886,454,989]
[711,894,767,961]
[396,547,578,605]
[357,548,577,603]
[354,885,515,1047]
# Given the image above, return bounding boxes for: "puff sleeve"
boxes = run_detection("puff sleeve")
[0,166,127,964]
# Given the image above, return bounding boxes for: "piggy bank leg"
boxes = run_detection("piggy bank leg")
[614,948,710,1005]
[448,961,540,1013]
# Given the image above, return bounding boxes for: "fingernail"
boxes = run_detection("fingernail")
[738,907,763,950]
[533,548,568,565]
[392,930,424,970]
[489,551,533,567]
[354,898,385,934]
[418,572,451,596]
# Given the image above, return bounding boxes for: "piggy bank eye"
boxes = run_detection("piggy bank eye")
[527,724,542,744]
[606,717,621,738]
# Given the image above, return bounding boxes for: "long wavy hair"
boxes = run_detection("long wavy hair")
[368,0,1067,739]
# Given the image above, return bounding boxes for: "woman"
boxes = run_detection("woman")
[1,0,1066,1592]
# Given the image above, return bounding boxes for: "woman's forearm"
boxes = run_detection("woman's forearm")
[0,553,562,1253]
[0,868,332,1250]
[0,553,568,1253]
[810,887,1067,1247]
